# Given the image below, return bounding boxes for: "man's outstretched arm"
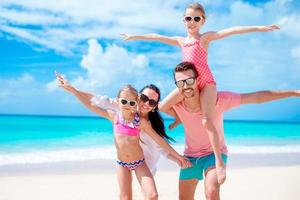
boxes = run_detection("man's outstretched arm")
[240,90,300,104]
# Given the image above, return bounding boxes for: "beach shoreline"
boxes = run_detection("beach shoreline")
[1,152,300,176]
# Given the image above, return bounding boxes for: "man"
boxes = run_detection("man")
[159,61,300,200]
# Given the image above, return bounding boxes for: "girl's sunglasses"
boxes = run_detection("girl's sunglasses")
[119,98,137,107]
[140,94,158,107]
[184,16,202,22]
[175,77,196,88]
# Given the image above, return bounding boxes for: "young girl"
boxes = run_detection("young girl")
[56,72,190,199]
[121,2,279,184]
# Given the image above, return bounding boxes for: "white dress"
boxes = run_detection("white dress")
[90,95,168,175]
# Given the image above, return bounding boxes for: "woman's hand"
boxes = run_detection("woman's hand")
[177,155,193,169]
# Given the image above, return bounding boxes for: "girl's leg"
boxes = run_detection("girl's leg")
[116,164,133,200]
[134,163,158,200]
[200,84,226,184]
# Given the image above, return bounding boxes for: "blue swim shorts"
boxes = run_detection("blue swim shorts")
[179,153,227,180]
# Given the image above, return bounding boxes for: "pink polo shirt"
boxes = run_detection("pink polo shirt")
[173,92,241,157]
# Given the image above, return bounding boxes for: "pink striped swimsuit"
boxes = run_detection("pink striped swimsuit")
[182,38,216,89]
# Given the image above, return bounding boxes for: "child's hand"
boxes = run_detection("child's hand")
[168,118,181,130]
[55,71,76,93]
[258,24,280,32]
[120,33,132,41]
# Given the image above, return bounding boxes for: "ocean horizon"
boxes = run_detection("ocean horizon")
[1,114,300,166]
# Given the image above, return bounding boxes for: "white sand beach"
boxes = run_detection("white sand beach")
[1,165,299,200]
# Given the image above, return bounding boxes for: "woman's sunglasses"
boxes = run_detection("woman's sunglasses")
[119,98,137,107]
[140,94,158,107]
[184,16,202,22]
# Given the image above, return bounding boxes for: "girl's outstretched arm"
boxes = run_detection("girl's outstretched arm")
[203,24,279,42]
[55,71,114,121]
[240,90,300,104]
[121,33,182,46]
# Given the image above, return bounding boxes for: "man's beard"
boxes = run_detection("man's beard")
[182,88,195,98]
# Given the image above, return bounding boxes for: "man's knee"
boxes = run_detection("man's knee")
[205,185,219,200]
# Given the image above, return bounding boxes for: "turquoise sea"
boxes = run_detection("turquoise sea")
[1,114,300,166]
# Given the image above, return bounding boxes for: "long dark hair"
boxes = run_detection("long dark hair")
[140,84,175,143]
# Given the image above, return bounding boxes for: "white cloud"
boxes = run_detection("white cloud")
[78,39,149,88]
[132,55,149,68]
[0,71,89,115]
[0,24,77,54]
[229,1,263,24]
[0,38,175,115]
[1,0,299,57]
[0,0,186,54]
[278,15,300,39]
[0,7,67,26]
[50,39,173,97]
[46,78,59,93]
[0,73,35,99]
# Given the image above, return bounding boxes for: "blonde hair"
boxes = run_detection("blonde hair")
[185,3,206,21]
[117,84,138,99]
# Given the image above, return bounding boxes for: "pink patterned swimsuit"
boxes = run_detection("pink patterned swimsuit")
[182,38,216,89]
[114,112,145,170]
[114,112,140,137]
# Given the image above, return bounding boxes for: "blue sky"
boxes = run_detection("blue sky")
[0,0,300,121]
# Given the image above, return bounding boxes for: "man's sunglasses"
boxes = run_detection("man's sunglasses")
[140,94,158,107]
[119,98,137,107]
[184,16,202,22]
[175,77,196,88]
